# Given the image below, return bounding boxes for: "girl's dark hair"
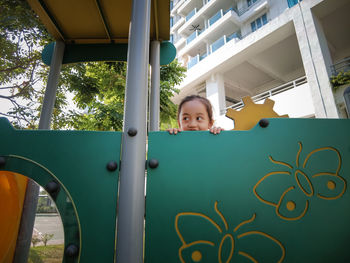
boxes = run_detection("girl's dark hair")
[177,95,214,122]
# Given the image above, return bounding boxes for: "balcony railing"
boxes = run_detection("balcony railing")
[211,36,226,53]
[187,55,199,69]
[180,0,267,71]
[199,52,207,61]
[187,52,208,69]
[287,0,302,8]
[186,30,203,45]
[226,76,308,110]
[186,8,197,21]
[226,31,242,41]
[210,32,241,53]
[185,7,240,52]
[183,0,261,31]
[331,57,350,75]
[209,9,223,26]
[187,32,240,70]
[236,0,262,16]
[208,7,235,27]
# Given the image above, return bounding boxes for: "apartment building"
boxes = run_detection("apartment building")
[170,0,350,128]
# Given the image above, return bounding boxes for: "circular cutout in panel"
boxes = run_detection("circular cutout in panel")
[0,155,80,263]
[30,186,65,261]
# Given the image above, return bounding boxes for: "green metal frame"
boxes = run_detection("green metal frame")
[0,118,121,262]
[3,117,350,262]
[145,118,350,263]
[42,41,176,66]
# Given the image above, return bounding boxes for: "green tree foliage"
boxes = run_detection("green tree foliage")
[0,0,186,130]
[31,236,41,247]
[42,233,54,246]
[60,60,185,131]
[37,195,57,213]
[0,0,52,128]
[331,71,350,89]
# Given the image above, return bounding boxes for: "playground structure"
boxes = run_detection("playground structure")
[1,0,350,263]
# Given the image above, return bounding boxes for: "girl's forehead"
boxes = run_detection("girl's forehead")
[180,100,208,114]
[182,99,205,108]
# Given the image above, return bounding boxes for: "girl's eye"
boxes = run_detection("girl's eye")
[183,117,189,121]
[196,116,203,121]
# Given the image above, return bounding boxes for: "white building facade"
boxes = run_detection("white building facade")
[170,0,350,129]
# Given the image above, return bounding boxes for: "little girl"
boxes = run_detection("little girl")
[168,95,224,135]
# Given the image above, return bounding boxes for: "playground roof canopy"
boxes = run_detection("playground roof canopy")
[27,0,170,44]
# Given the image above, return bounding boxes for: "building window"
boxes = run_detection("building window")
[170,34,174,43]
[287,0,302,8]
[247,0,258,7]
[170,17,174,28]
[251,13,268,32]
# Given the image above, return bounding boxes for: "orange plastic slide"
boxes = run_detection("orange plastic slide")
[0,171,28,263]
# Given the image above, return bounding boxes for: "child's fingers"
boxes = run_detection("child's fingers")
[216,127,224,134]
[174,128,182,134]
[167,128,181,135]
[210,127,224,135]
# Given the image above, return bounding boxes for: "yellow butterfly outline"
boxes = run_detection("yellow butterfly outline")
[253,142,346,221]
[175,201,285,263]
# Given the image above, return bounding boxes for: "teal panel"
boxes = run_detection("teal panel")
[0,118,121,263]
[160,41,177,66]
[42,42,55,65]
[42,41,176,66]
[145,118,350,263]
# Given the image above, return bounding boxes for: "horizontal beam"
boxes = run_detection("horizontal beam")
[42,41,176,66]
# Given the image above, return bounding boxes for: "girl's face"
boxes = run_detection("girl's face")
[178,100,213,131]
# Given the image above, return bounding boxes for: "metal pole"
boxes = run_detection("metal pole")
[150,41,160,131]
[344,87,350,118]
[38,41,65,130]
[116,0,151,262]
[13,41,65,263]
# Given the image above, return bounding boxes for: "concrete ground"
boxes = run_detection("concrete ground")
[33,213,64,246]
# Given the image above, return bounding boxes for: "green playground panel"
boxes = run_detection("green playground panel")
[145,118,350,263]
[0,118,121,263]
[42,41,176,66]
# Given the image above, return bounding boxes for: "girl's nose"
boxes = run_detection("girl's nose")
[188,120,197,127]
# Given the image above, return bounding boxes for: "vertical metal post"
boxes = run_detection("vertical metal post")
[344,87,350,118]
[150,40,160,131]
[116,0,151,262]
[13,41,65,263]
[38,41,65,130]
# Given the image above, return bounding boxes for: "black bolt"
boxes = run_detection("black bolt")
[65,244,79,257]
[45,181,60,195]
[106,161,118,171]
[0,156,6,167]
[148,159,159,169]
[127,128,137,137]
[259,118,269,128]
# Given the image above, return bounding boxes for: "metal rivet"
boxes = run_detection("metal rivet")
[259,118,269,128]
[45,181,60,195]
[65,244,79,257]
[148,159,159,169]
[106,161,118,171]
[127,128,137,136]
[0,156,6,167]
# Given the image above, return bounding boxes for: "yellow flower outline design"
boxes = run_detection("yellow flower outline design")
[253,142,346,221]
[175,201,285,263]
